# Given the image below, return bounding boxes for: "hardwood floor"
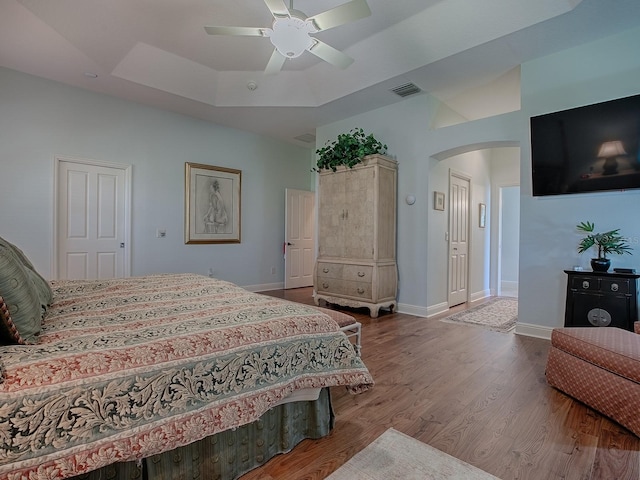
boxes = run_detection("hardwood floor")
[242,287,640,480]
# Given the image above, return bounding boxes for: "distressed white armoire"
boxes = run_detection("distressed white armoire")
[313,154,397,318]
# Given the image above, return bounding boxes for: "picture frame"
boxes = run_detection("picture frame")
[433,191,445,211]
[479,203,486,228]
[185,163,241,244]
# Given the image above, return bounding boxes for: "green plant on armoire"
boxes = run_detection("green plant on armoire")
[314,128,387,172]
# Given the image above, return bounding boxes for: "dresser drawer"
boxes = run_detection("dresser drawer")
[316,262,343,279]
[316,278,343,295]
[343,280,373,300]
[343,265,373,282]
[601,278,630,294]
[571,276,599,291]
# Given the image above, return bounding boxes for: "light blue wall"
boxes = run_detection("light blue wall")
[500,186,520,283]
[0,67,314,288]
[317,25,640,325]
[316,98,508,315]
[489,148,520,294]
[519,25,640,329]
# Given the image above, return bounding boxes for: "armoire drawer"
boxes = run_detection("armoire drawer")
[316,262,343,279]
[316,279,343,294]
[343,265,373,282]
[343,281,373,300]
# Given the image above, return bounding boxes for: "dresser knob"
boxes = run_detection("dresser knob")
[322,283,329,289]
[357,288,365,294]
[323,268,329,273]
[582,281,590,289]
[611,283,619,292]
[358,272,365,277]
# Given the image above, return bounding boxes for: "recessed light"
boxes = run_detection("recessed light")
[83,72,98,78]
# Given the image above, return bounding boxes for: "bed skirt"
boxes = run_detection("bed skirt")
[73,388,334,480]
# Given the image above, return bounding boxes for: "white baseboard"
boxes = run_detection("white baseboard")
[244,282,284,292]
[500,281,519,298]
[514,322,553,340]
[470,289,491,302]
[396,302,430,318]
[425,301,449,318]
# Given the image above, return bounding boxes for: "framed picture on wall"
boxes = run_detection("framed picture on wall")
[433,191,445,211]
[185,163,241,244]
[479,203,486,228]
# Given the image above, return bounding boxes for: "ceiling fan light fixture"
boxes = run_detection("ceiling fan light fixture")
[205,0,372,74]
[266,17,316,58]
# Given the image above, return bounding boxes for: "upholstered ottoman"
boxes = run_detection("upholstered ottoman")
[546,326,640,436]
[313,306,362,355]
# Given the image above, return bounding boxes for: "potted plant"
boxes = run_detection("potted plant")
[576,221,632,272]
[314,128,387,172]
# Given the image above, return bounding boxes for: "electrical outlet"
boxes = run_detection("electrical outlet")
[156,228,167,238]
[208,268,215,277]
[270,266,276,275]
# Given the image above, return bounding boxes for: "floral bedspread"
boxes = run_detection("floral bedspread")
[0,274,373,479]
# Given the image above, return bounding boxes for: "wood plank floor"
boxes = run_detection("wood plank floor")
[242,288,640,480]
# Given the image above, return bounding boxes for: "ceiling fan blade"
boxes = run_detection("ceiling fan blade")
[308,40,354,69]
[307,0,371,31]
[265,49,287,75]
[264,0,290,19]
[204,26,265,36]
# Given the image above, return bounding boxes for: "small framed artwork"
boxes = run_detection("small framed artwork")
[433,191,445,211]
[479,203,486,228]
[185,162,241,244]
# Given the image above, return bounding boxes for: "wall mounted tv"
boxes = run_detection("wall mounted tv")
[530,94,640,196]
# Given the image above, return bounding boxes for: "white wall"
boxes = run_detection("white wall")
[0,67,314,289]
[518,25,640,332]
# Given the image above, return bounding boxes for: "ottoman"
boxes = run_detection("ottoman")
[546,325,640,436]
[312,306,362,355]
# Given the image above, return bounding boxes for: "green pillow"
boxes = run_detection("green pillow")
[0,245,42,344]
[0,236,52,309]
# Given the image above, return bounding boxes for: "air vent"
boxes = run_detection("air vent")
[294,133,316,143]
[390,82,422,98]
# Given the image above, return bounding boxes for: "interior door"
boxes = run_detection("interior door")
[284,188,315,289]
[448,172,470,307]
[56,157,131,280]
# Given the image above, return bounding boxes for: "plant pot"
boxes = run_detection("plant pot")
[591,258,611,272]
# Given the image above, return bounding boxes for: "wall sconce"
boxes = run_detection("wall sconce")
[598,140,626,175]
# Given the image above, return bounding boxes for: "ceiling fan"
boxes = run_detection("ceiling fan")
[204,0,371,75]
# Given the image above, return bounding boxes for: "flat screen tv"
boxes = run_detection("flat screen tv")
[530,94,640,196]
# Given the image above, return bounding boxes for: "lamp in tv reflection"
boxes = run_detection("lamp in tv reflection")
[598,140,626,175]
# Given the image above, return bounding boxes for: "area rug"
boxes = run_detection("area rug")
[440,297,517,332]
[326,428,500,479]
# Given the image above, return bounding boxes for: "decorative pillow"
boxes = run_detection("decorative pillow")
[0,245,42,344]
[0,236,53,310]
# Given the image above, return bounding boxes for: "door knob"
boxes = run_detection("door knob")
[286,242,294,246]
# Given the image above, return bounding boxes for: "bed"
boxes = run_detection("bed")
[0,237,373,480]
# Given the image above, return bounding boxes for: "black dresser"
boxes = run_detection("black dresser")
[564,270,640,331]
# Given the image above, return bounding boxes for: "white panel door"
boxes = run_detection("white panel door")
[284,189,315,289]
[448,173,470,307]
[57,159,129,280]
